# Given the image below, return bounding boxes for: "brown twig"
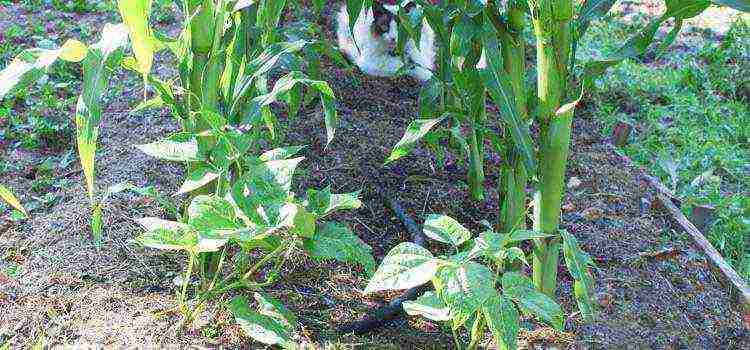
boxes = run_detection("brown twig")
[337,183,428,335]
[644,175,750,327]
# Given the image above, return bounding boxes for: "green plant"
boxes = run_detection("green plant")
[357,0,748,308]
[364,214,593,349]
[0,0,372,344]
[135,144,375,339]
[0,0,341,240]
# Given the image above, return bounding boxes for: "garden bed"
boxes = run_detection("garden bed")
[0,2,748,349]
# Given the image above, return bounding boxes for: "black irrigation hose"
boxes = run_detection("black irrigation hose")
[337,184,428,335]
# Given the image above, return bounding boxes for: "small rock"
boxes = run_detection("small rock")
[582,207,604,221]
[690,204,715,231]
[612,120,633,147]
[567,176,583,189]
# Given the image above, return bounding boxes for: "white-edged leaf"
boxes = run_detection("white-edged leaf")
[423,214,471,247]
[364,242,440,294]
[177,167,219,195]
[230,296,295,348]
[433,262,496,329]
[403,291,451,322]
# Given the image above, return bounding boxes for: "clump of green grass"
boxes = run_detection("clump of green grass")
[583,16,749,279]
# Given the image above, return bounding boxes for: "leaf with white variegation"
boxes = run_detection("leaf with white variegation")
[433,262,496,329]
[403,291,451,322]
[423,214,472,247]
[364,242,440,293]
[230,296,296,348]
[177,166,220,195]
[0,39,88,99]
[76,23,129,204]
[306,186,362,217]
[254,293,298,329]
[134,218,197,251]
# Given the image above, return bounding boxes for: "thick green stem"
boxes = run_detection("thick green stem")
[467,101,486,202]
[530,0,574,296]
[498,2,528,232]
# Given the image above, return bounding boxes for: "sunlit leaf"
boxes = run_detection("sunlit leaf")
[118,0,156,80]
[364,242,440,293]
[136,139,202,162]
[423,214,471,247]
[177,166,220,195]
[230,296,295,348]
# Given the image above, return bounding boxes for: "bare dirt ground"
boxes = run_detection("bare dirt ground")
[0,2,748,349]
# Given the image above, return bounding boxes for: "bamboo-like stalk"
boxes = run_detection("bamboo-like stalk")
[530,0,574,296]
[498,2,528,232]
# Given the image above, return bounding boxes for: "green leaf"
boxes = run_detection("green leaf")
[187,195,240,237]
[75,23,129,203]
[502,229,554,246]
[259,146,306,162]
[423,214,471,247]
[480,24,536,175]
[291,206,316,238]
[245,71,338,147]
[136,139,202,162]
[306,186,362,217]
[386,117,445,164]
[433,262,496,329]
[346,0,366,37]
[233,157,303,228]
[0,185,27,217]
[230,296,295,348]
[304,222,376,275]
[364,242,440,293]
[254,293,298,329]
[501,272,564,330]
[561,230,596,321]
[482,294,519,350]
[403,291,451,322]
[134,218,198,251]
[177,166,219,195]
